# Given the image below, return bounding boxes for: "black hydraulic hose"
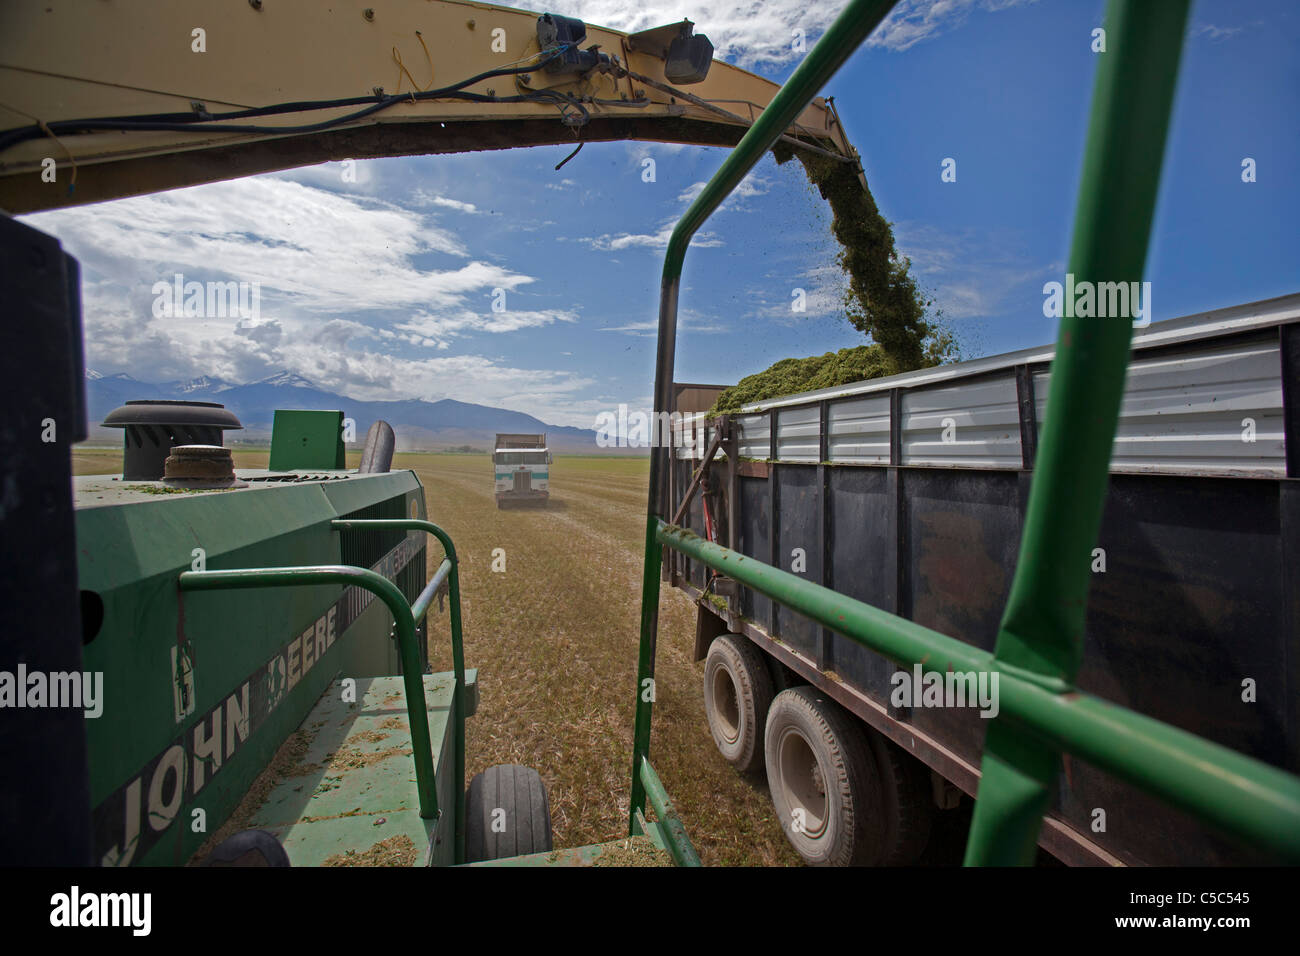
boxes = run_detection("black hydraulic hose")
[0,45,585,153]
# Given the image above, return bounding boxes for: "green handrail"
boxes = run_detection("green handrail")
[639,757,702,867]
[631,0,900,833]
[179,564,442,821]
[332,518,468,866]
[637,0,1300,864]
[178,518,469,864]
[966,0,1191,865]
[657,522,1300,860]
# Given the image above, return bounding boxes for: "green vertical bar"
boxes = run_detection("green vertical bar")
[632,0,901,831]
[964,0,1190,864]
[446,558,467,865]
[331,518,467,861]
[630,515,664,833]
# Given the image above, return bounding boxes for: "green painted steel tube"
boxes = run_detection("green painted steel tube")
[966,0,1191,865]
[331,518,468,864]
[178,565,440,820]
[632,0,900,832]
[630,513,664,833]
[659,521,994,675]
[639,757,703,867]
[412,558,452,623]
[657,521,1300,859]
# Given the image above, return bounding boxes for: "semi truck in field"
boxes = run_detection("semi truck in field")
[669,293,1300,866]
[493,434,552,508]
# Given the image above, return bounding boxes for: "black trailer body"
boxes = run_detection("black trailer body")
[670,294,1300,866]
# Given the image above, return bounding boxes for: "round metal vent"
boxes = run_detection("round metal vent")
[102,400,243,480]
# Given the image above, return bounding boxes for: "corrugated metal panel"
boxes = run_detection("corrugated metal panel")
[827,394,890,464]
[776,405,820,462]
[737,413,770,459]
[740,292,1299,414]
[901,375,1021,468]
[1034,338,1286,474]
[670,412,724,460]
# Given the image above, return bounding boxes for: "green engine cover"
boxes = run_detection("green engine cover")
[73,467,428,866]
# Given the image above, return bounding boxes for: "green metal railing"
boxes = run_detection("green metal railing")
[631,0,1300,864]
[179,518,469,864]
[637,756,702,867]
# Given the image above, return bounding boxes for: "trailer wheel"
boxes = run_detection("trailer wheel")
[765,686,928,866]
[703,634,774,773]
[862,730,933,865]
[465,764,553,862]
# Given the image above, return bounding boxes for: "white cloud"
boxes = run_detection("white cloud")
[542,0,1033,68]
[677,172,770,206]
[1193,23,1246,42]
[413,191,481,213]
[892,221,1044,319]
[21,175,603,424]
[24,177,516,314]
[597,310,728,336]
[276,347,602,427]
[867,0,1039,52]
[395,308,578,348]
[547,1,845,69]
[582,220,725,251]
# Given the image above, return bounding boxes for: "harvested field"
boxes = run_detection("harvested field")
[409,452,802,867]
[73,446,801,866]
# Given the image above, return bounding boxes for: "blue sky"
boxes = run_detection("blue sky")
[23,0,1300,428]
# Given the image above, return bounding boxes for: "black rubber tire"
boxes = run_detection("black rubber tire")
[863,730,933,866]
[703,634,774,773]
[202,829,291,867]
[465,764,553,862]
[764,686,931,866]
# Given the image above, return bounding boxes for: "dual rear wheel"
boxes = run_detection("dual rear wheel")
[703,634,932,866]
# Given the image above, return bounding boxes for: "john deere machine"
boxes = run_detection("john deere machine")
[2,0,1297,871]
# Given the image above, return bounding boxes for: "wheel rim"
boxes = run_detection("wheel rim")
[711,666,741,745]
[776,726,828,838]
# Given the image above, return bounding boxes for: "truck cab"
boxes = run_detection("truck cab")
[493,433,551,507]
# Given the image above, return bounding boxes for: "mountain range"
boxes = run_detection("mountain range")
[84,370,610,453]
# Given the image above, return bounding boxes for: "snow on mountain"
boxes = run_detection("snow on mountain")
[254,370,315,389]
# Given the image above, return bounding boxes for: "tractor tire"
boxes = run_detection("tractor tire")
[764,686,929,866]
[465,764,553,862]
[703,634,774,773]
